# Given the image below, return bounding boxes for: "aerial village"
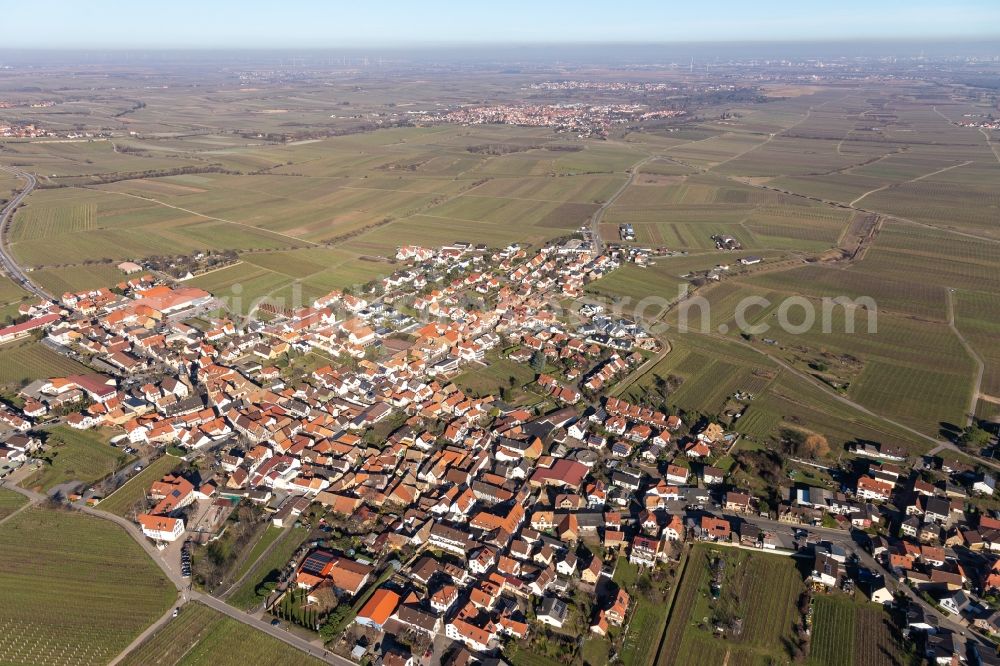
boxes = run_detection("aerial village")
[418,104,686,138]
[3,230,1000,665]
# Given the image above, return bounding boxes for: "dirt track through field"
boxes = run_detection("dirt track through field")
[849,160,972,207]
[946,288,985,427]
[86,187,320,248]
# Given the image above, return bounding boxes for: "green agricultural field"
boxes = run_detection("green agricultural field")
[807,595,919,666]
[343,213,552,256]
[425,193,598,230]
[862,163,1000,236]
[0,170,20,203]
[0,339,90,388]
[8,185,302,268]
[667,133,769,170]
[466,174,624,203]
[0,139,200,181]
[667,359,751,412]
[657,544,805,666]
[0,487,28,520]
[227,526,309,610]
[620,334,780,420]
[190,246,391,314]
[745,264,949,322]
[453,354,538,399]
[29,263,132,295]
[852,222,1000,294]
[187,261,273,295]
[97,454,183,518]
[466,141,643,178]
[241,247,350,279]
[24,426,131,492]
[96,170,446,244]
[188,263,293,316]
[0,507,176,666]
[734,404,783,438]
[294,258,390,293]
[585,263,688,305]
[954,290,1000,397]
[9,201,97,242]
[246,247,393,299]
[691,276,977,437]
[850,360,974,435]
[118,602,323,666]
[0,273,30,311]
[1,77,998,507]
[745,372,934,455]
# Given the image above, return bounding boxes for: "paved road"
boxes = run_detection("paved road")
[743,513,989,647]
[107,596,185,666]
[0,489,33,526]
[1,480,354,665]
[107,586,352,666]
[610,338,672,398]
[194,593,354,666]
[588,155,653,254]
[0,166,50,300]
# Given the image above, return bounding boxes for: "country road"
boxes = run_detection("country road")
[589,154,654,253]
[743,513,991,649]
[0,480,354,666]
[0,166,354,665]
[0,165,51,300]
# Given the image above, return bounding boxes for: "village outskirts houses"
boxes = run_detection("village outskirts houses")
[11,237,1000,666]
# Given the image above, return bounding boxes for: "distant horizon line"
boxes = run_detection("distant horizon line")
[2,36,1000,52]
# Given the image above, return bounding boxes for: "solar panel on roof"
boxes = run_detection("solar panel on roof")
[301,550,334,575]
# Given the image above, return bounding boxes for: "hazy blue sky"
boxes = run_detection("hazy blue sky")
[6,0,1000,48]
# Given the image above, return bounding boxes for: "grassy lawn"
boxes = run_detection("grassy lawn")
[97,454,183,517]
[613,555,639,588]
[119,601,323,666]
[620,595,669,666]
[608,554,671,666]
[453,354,538,399]
[230,524,283,583]
[582,636,611,666]
[24,426,131,492]
[0,487,28,520]
[505,643,566,666]
[227,526,309,610]
[0,507,176,665]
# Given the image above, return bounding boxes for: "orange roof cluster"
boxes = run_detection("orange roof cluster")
[357,588,400,626]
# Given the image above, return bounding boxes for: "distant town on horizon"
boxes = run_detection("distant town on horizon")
[1,20,1000,666]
